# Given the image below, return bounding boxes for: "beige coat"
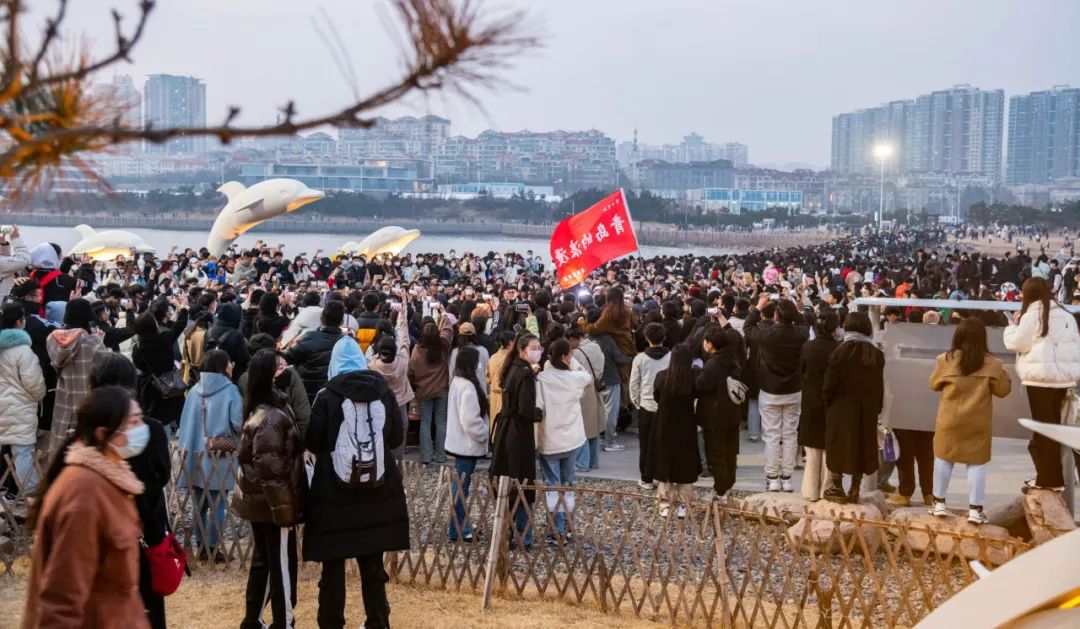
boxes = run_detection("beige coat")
[929,351,1011,465]
[573,341,607,440]
[486,347,512,426]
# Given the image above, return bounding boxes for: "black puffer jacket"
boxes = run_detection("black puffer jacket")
[694,352,742,428]
[744,308,809,395]
[231,401,307,527]
[303,370,408,561]
[284,326,344,402]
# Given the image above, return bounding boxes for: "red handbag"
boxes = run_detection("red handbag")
[141,531,188,596]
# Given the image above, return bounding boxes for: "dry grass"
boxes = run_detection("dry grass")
[0,559,669,628]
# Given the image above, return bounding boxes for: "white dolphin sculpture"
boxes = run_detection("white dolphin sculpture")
[70,224,155,260]
[338,226,421,258]
[207,178,324,256]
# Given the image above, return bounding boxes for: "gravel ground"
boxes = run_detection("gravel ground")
[3,457,997,627]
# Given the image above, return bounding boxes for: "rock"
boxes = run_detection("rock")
[1023,489,1077,545]
[985,496,1031,541]
[889,508,1020,566]
[786,501,883,556]
[858,490,891,517]
[736,492,813,524]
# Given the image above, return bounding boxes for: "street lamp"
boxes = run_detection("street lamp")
[873,144,892,231]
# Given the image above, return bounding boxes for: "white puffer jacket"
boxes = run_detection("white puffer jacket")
[1004,301,1080,388]
[535,363,592,456]
[0,328,47,445]
[445,376,488,458]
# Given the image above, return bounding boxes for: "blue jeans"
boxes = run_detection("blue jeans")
[419,396,448,464]
[192,487,226,552]
[511,501,534,548]
[576,437,600,470]
[448,457,477,541]
[538,452,577,535]
[601,384,622,447]
[9,443,38,495]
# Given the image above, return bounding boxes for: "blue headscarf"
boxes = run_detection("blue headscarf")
[328,336,367,379]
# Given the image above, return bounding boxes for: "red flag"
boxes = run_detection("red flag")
[550,189,638,288]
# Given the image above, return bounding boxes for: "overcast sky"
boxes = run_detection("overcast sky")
[57,0,1080,168]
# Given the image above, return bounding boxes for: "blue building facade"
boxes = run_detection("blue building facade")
[695,188,803,212]
[238,159,433,193]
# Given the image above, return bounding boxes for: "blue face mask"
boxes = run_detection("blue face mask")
[111,423,150,459]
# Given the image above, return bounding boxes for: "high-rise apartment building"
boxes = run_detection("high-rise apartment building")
[93,75,141,131]
[831,85,1004,179]
[143,74,206,154]
[338,115,450,160]
[436,129,616,191]
[617,133,748,169]
[1006,86,1080,185]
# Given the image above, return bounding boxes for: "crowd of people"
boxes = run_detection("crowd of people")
[1,219,1079,628]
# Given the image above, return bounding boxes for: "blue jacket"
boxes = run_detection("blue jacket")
[177,372,243,491]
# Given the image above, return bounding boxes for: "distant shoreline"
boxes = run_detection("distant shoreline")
[3,212,835,252]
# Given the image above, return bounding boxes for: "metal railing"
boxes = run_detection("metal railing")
[0,448,1029,627]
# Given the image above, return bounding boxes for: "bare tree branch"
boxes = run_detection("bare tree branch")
[0,0,540,193]
[0,0,24,101]
[36,0,155,87]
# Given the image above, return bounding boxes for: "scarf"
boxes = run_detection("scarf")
[843,331,874,344]
[64,441,145,495]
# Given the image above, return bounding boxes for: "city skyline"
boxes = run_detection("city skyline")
[51,0,1079,169]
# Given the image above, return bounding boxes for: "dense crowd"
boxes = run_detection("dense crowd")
[1,220,1079,628]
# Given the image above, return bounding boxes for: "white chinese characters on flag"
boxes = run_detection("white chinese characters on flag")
[549,189,638,288]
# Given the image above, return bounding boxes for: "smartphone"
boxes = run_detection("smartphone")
[390,301,402,312]
[482,293,493,301]
[120,298,130,308]
[707,307,719,316]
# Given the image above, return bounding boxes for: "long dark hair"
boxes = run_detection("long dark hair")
[27,387,133,529]
[948,317,989,375]
[453,346,488,419]
[244,349,285,418]
[420,321,444,365]
[1019,277,1056,338]
[834,312,881,367]
[500,332,538,385]
[547,339,572,370]
[659,343,694,398]
[601,286,630,329]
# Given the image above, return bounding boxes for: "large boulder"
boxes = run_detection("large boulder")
[888,507,1020,566]
[736,492,814,524]
[985,496,1031,541]
[786,501,884,556]
[1023,489,1077,545]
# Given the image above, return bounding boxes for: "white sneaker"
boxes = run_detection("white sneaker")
[967,508,989,525]
[928,501,948,517]
[780,477,794,493]
[603,443,626,452]
[637,480,657,490]
[675,505,688,519]
[659,504,671,518]
[766,477,782,492]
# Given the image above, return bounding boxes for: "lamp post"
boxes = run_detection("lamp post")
[873,144,892,231]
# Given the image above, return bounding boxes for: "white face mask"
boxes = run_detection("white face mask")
[110,423,149,459]
[526,348,543,365]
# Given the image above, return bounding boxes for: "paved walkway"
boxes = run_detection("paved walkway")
[408,430,1059,510]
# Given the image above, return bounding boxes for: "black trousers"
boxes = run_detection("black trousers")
[703,426,739,496]
[1026,386,1080,488]
[638,409,656,483]
[318,553,390,629]
[138,550,166,629]
[894,429,934,499]
[241,522,298,629]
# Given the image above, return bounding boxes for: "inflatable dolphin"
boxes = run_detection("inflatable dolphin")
[207,178,324,256]
[338,226,421,258]
[70,224,155,260]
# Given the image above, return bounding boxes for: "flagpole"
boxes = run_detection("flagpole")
[619,187,644,266]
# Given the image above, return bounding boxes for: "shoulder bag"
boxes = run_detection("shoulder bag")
[202,393,238,456]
